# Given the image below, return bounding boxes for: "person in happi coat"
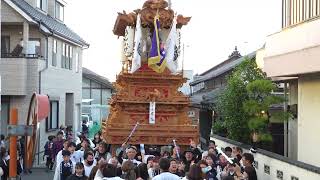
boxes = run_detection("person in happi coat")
[54,150,75,180]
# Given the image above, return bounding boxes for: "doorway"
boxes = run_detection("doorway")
[65,93,74,127]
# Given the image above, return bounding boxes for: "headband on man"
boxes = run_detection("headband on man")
[126,146,137,153]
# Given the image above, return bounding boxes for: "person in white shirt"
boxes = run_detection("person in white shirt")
[82,151,97,177]
[57,142,81,165]
[148,157,160,178]
[53,150,75,180]
[152,158,180,180]
[117,145,141,166]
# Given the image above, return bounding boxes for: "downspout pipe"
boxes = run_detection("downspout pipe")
[37,21,50,165]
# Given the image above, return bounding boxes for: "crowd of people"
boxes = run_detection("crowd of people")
[0,134,26,180]
[45,126,257,180]
[0,122,257,180]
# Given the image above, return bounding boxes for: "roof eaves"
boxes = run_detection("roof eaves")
[82,68,113,89]
[9,0,89,48]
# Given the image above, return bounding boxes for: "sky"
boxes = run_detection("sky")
[65,0,282,82]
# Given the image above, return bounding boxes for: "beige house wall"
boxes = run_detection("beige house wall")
[297,74,320,167]
[1,1,24,23]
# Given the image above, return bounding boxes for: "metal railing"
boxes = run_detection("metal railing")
[1,53,43,59]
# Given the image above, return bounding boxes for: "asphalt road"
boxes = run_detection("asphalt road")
[20,168,54,180]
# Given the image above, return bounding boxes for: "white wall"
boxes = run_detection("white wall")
[265,18,320,58]
[263,18,320,77]
[297,74,320,167]
[211,136,320,180]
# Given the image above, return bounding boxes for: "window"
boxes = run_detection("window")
[1,36,10,57]
[75,53,79,73]
[62,43,66,68]
[82,89,91,100]
[46,101,59,131]
[55,2,64,21]
[65,44,69,68]
[52,39,57,66]
[102,89,111,105]
[36,0,48,12]
[61,43,73,70]
[91,81,101,88]
[69,46,73,70]
[92,89,102,105]
[82,78,91,88]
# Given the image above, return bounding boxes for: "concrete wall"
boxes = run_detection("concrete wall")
[1,1,24,23]
[0,58,28,95]
[211,135,320,180]
[297,74,320,167]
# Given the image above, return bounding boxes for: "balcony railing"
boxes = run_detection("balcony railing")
[1,53,42,59]
[1,41,43,59]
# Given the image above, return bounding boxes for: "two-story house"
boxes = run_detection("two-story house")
[0,0,88,163]
[259,0,320,167]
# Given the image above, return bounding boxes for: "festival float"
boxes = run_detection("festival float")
[102,0,199,151]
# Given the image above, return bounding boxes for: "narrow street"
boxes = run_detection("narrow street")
[20,168,54,180]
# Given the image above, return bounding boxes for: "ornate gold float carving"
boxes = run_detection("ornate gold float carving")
[103,0,198,146]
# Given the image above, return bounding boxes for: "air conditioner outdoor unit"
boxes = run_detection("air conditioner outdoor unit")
[26,41,36,56]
